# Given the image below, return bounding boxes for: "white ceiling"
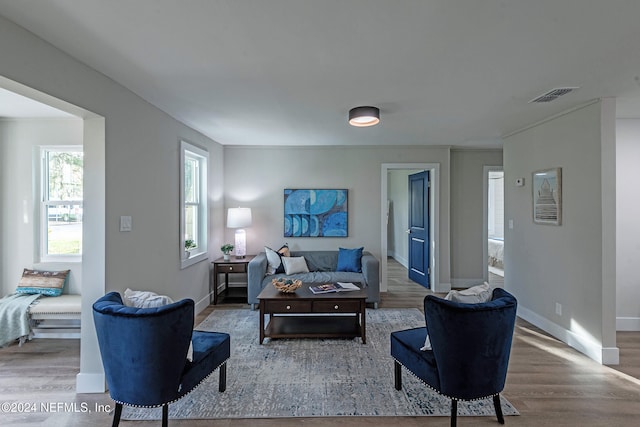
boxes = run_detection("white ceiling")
[1,0,640,147]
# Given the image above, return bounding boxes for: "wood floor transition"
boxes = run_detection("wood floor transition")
[1,257,639,426]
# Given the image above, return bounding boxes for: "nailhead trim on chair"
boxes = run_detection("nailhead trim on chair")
[392,357,501,402]
[110,358,230,408]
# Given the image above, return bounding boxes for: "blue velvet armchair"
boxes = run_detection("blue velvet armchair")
[93,292,230,427]
[391,288,517,427]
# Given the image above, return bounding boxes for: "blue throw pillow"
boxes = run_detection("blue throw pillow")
[337,247,363,273]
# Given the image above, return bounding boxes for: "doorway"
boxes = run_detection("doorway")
[0,76,106,393]
[381,163,442,293]
[484,167,504,283]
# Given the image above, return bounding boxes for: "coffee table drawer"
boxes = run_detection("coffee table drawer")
[265,300,312,313]
[312,300,362,313]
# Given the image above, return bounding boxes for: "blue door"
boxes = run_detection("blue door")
[408,171,430,288]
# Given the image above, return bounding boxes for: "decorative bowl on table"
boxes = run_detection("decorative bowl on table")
[272,278,302,293]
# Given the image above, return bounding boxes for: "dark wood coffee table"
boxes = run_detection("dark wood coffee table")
[257,282,367,344]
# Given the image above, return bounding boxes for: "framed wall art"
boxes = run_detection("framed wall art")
[284,189,348,237]
[532,168,562,225]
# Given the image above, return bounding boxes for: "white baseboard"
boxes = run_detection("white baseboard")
[617,317,640,331]
[518,306,619,365]
[33,329,81,339]
[76,372,105,393]
[195,294,211,314]
[602,347,620,365]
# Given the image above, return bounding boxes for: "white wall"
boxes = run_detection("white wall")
[223,145,453,287]
[616,119,640,331]
[503,100,618,364]
[450,149,503,286]
[224,146,507,291]
[0,118,83,295]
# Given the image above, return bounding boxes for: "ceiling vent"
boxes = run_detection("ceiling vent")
[529,87,579,103]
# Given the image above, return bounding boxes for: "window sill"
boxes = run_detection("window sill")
[40,255,82,264]
[181,251,208,269]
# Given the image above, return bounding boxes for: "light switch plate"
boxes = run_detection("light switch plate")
[120,216,132,232]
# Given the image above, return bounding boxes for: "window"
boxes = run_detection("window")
[180,140,208,268]
[487,171,504,240]
[40,147,83,261]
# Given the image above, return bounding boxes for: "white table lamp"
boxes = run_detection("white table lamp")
[227,207,252,258]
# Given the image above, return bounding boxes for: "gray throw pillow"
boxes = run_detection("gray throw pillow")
[282,256,309,275]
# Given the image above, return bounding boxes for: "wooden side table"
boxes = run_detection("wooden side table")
[210,255,255,305]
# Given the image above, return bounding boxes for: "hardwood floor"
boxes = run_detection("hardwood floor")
[1,259,640,426]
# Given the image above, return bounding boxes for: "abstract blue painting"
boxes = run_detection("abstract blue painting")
[284,189,348,237]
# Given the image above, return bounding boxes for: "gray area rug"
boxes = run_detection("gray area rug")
[123,308,518,420]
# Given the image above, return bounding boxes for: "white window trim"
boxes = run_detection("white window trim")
[39,146,83,263]
[180,140,208,269]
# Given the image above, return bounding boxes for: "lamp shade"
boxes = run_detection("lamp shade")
[348,106,380,127]
[227,207,252,228]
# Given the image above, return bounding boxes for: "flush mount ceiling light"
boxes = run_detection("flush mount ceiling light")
[348,106,380,127]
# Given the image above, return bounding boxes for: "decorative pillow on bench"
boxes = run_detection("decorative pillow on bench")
[15,269,70,297]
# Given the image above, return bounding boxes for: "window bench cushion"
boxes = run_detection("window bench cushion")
[28,294,81,320]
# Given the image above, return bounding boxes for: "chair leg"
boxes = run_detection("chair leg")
[162,404,168,427]
[111,402,123,427]
[219,362,227,392]
[493,394,505,424]
[450,399,457,427]
[394,360,402,390]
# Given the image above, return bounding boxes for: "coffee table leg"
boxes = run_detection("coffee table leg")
[259,302,265,344]
[361,301,367,344]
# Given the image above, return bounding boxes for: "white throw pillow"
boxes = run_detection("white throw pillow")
[264,245,289,275]
[444,282,492,304]
[281,256,309,275]
[123,288,174,308]
[265,246,282,275]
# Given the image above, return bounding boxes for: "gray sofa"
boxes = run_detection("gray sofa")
[247,250,380,309]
